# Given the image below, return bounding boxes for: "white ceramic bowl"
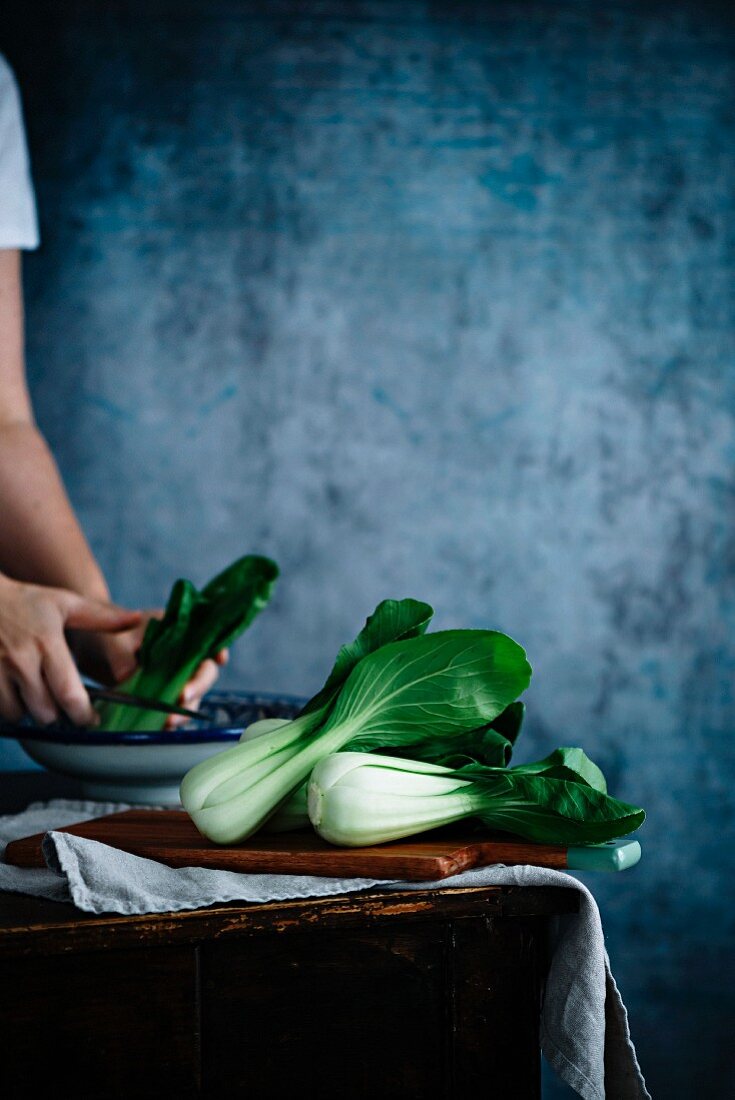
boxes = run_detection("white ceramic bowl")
[3,691,303,805]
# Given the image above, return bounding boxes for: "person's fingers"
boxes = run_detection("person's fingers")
[41,643,97,726]
[128,608,163,659]
[181,658,220,706]
[9,648,59,725]
[164,658,221,730]
[109,654,138,685]
[215,648,229,667]
[61,594,142,634]
[103,640,139,685]
[0,668,23,723]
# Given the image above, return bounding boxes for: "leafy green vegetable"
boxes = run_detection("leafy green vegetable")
[488,701,525,748]
[299,597,434,718]
[509,746,607,793]
[257,710,517,833]
[396,700,525,768]
[97,555,278,732]
[263,713,514,832]
[265,612,529,839]
[454,765,641,844]
[387,717,514,770]
[181,628,532,844]
[329,630,531,750]
[307,751,644,848]
[256,598,435,831]
[264,717,591,833]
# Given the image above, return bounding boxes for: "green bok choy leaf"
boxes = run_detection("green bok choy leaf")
[239,597,435,748]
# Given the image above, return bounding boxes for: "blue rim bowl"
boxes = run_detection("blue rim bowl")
[0,689,306,746]
[1,690,308,804]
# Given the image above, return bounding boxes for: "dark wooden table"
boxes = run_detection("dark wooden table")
[0,774,578,1099]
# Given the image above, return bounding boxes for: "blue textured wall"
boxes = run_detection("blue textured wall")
[3,2,734,1094]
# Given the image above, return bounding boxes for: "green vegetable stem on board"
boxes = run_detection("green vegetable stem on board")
[307,752,645,848]
[96,555,279,732]
[180,623,532,844]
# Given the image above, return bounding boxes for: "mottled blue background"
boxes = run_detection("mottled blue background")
[2,2,734,1095]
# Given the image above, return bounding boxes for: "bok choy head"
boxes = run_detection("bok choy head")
[180,625,532,844]
[307,751,645,848]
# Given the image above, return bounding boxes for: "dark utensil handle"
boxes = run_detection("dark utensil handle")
[87,687,211,723]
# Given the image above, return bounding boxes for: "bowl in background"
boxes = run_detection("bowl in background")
[0,691,304,805]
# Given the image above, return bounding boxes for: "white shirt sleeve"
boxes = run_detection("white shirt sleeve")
[0,55,39,250]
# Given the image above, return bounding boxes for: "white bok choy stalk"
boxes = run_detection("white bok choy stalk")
[239,719,308,832]
[307,751,645,848]
[308,753,476,846]
[239,717,293,741]
[180,627,531,844]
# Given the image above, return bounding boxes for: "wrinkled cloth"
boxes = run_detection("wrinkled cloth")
[0,800,649,1100]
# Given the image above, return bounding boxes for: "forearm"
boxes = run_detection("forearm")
[0,248,107,600]
[0,420,110,601]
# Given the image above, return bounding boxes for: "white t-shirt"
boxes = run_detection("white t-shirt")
[0,55,39,249]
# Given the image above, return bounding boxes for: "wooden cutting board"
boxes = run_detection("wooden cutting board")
[4,809,572,881]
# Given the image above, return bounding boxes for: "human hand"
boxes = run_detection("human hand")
[166,646,229,729]
[82,609,229,729]
[0,575,141,726]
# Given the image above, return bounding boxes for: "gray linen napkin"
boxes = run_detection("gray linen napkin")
[1,799,649,1100]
